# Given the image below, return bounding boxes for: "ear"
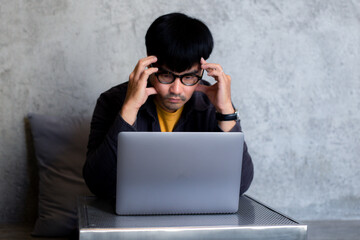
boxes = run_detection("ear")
[146,87,157,96]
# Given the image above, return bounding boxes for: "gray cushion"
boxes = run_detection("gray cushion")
[28,113,92,237]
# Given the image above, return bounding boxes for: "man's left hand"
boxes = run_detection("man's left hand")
[196,58,235,114]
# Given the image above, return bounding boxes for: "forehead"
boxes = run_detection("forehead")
[160,63,200,74]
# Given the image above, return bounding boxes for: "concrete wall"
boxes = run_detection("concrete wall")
[1,0,359,223]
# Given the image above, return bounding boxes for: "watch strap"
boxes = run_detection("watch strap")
[216,110,239,121]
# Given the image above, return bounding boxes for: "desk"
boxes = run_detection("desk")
[78,195,307,240]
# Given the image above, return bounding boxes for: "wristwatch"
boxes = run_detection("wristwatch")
[216,110,240,121]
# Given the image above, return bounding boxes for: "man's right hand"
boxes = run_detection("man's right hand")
[120,56,158,125]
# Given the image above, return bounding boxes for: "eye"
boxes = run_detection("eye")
[183,75,197,80]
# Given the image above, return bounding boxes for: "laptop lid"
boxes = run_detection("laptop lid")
[116,132,244,215]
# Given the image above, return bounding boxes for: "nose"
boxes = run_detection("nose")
[169,77,182,95]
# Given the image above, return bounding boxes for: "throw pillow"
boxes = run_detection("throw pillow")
[28,113,92,237]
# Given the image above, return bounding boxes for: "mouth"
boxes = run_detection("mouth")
[167,98,183,103]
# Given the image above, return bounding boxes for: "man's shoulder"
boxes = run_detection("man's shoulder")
[98,82,129,102]
[101,82,128,96]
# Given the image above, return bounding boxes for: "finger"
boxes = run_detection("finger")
[202,63,223,73]
[200,57,207,65]
[202,67,224,80]
[143,55,158,67]
[135,56,157,76]
[129,71,135,81]
[139,55,158,68]
[134,56,158,81]
[146,87,157,96]
[139,67,158,84]
[206,69,226,81]
[226,74,231,81]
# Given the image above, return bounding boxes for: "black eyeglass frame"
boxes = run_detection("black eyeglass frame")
[152,66,204,86]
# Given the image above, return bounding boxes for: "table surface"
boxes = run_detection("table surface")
[79,195,302,228]
[78,195,307,240]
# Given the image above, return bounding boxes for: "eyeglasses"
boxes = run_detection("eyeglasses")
[154,67,204,86]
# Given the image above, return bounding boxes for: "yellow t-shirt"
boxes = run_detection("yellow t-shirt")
[155,102,184,132]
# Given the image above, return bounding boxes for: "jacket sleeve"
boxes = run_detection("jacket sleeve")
[217,120,254,195]
[239,141,254,195]
[83,94,134,198]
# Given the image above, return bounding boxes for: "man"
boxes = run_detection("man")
[83,13,254,198]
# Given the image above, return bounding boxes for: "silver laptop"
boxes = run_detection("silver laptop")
[116,132,244,215]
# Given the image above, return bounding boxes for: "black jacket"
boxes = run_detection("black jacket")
[83,81,254,198]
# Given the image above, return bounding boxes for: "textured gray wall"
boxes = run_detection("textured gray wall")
[1,0,359,223]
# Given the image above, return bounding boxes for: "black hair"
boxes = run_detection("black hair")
[145,13,213,73]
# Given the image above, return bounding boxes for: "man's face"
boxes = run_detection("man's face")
[150,63,202,112]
